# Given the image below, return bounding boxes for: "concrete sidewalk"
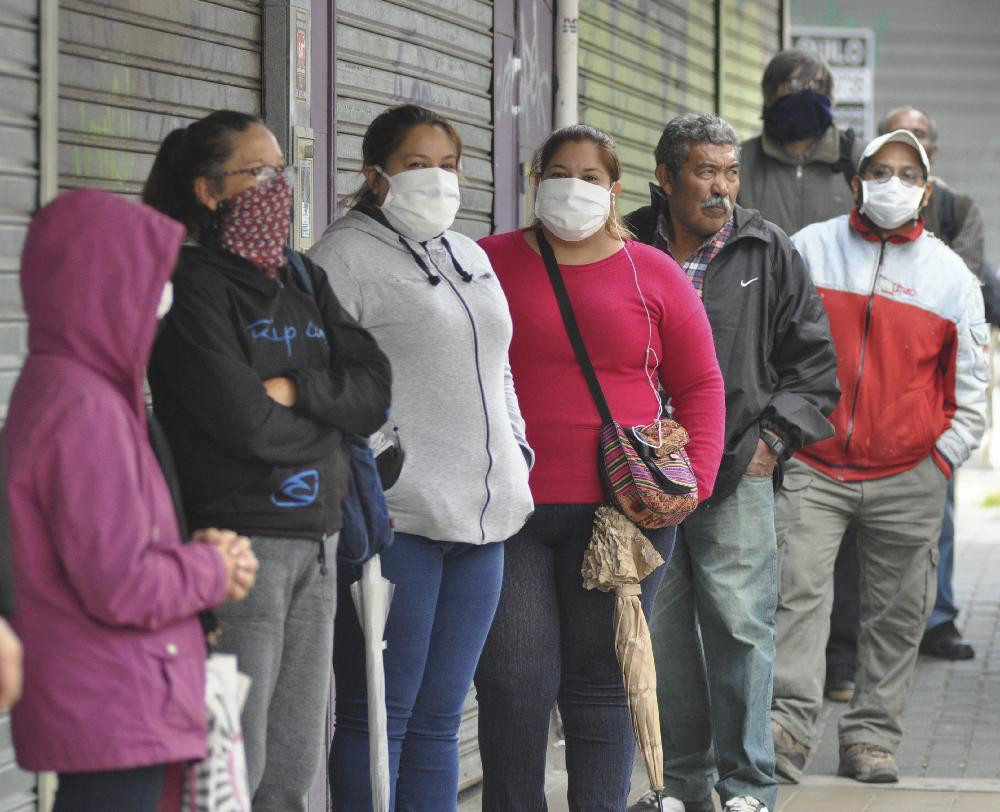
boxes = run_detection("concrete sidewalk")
[460,463,1000,811]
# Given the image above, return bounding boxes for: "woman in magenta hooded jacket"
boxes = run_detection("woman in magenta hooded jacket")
[4,190,257,811]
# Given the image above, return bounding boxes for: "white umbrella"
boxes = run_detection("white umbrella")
[350,554,395,812]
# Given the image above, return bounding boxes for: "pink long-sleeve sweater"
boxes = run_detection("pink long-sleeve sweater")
[479,230,726,505]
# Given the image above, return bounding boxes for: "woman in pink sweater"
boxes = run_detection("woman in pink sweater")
[474,125,725,809]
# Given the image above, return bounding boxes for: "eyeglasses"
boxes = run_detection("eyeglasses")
[210,164,295,185]
[782,75,828,93]
[865,164,926,188]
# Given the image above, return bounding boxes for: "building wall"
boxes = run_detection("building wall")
[578,0,717,213]
[331,0,496,239]
[791,0,1000,263]
[0,0,45,424]
[578,0,785,215]
[719,0,784,138]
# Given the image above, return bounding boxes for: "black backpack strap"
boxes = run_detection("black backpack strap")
[936,185,960,243]
[283,246,315,295]
[535,228,614,425]
[834,128,857,188]
[0,435,16,619]
[146,411,220,642]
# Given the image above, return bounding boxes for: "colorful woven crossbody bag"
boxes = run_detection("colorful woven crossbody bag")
[535,229,699,529]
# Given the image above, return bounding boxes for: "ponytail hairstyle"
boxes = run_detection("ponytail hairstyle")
[529,124,634,239]
[345,103,463,211]
[142,110,263,236]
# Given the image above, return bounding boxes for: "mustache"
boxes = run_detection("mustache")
[701,195,733,213]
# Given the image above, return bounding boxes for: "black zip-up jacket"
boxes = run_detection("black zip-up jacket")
[626,186,840,506]
[149,244,392,540]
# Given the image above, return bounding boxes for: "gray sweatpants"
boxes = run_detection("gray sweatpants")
[772,457,945,752]
[211,535,336,812]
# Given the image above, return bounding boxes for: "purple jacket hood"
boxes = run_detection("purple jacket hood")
[20,188,184,415]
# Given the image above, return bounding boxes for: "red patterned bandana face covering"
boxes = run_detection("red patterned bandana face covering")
[216,170,294,274]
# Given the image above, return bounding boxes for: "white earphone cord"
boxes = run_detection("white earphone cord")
[613,206,664,449]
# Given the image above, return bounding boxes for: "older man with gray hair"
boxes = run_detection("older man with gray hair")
[625,114,839,812]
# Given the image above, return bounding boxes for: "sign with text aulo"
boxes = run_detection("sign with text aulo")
[791,26,875,141]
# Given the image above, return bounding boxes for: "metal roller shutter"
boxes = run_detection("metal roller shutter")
[0,0,40,423]
[57,0,263,198]
[334,0,495,239]
[578,0,717,213]
[719,0,783,139]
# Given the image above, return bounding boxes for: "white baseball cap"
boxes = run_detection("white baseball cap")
[859,129,931,176]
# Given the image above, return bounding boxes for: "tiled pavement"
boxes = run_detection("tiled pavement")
[461,463,1000,811]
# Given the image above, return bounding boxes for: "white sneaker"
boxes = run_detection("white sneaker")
[724,797,770,812]
[627,791,686,812]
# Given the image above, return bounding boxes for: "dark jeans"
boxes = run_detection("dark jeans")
[927,478,959,629]
[826,522,861,677]
[474,504,676,811]
[53,765,166,812]
[330,532,503,811]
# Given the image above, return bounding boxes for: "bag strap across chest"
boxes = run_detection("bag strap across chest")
[535,228,614,425]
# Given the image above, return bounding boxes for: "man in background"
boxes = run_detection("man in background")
[737,48,862,237]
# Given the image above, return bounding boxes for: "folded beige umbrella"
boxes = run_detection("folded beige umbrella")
[581,505,667,798]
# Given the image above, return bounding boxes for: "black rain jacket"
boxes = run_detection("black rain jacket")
[149,243,392,540]
[626,186,840,506]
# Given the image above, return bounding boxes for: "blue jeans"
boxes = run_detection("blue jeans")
[927,477,958,629]
[330,533,503,811]
[475,504,676,811]
[650,476,778,809]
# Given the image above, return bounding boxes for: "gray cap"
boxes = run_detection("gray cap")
[859,129,930,176]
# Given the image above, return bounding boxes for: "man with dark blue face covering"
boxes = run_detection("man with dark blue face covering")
[739,51,869,714]
[738,49,863,237]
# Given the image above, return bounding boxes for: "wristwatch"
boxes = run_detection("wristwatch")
[760,428,786,457]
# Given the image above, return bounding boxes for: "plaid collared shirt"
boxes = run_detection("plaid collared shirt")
[655,208,734,298]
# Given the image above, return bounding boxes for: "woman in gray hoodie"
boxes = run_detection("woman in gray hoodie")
[308,104,533,810]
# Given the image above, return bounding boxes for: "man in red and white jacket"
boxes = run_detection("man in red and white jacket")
[770,130,988,785]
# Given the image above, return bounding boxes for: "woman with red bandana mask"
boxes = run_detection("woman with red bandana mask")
[143,111,392,811]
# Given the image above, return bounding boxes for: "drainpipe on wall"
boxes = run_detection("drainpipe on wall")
[554,0,579,128]
[38,0,58,206]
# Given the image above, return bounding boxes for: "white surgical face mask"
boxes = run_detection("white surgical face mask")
[859,177,926,229]
[156,281,173,319]
[534,177,613,242]
[376,166,461,243]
